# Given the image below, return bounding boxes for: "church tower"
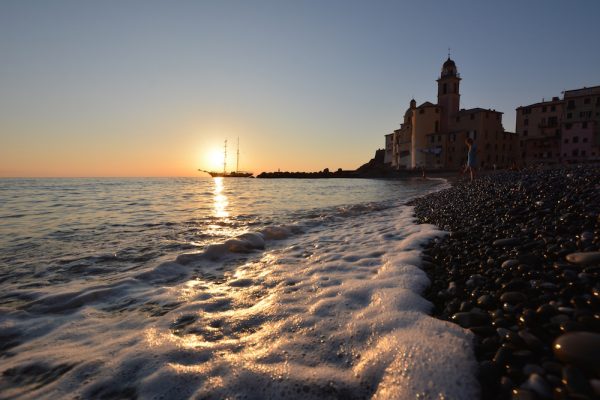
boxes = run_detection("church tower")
[437,57,461,132]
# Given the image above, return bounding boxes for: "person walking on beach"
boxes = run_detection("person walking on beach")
[463,137,477,181]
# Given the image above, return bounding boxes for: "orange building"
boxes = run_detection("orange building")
[386,58,518,170]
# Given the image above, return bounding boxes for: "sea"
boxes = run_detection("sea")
[0,177,478,399]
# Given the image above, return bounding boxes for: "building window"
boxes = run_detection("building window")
[567,113,572,119]
[582,150,586,156]
[443,83,447,94]
[564,138,569,143]
[435,108,439,113]
[583,122,588,129]
[454,83,457,93]
[456,116,460,122]
[583,137,588,143]
[524,119,529,126]
[523,130,528,136]
[435,121,439,132]
[572,149,579,156]
[470,114,475,120]
[419,109,425,114]
[542,106,547,112]
[551,105,556,112]
[496,114,500,120]
[567,100,575,109]
[565,123,572,130]
[584,98,590,104]
[573,136,579,143]
[437,135,441,142]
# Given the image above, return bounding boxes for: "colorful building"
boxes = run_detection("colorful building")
[515,85,600,165]
[386,58,518,170]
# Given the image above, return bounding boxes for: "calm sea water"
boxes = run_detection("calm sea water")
[0,177,478,399]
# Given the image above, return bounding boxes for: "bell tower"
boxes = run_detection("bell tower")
[437,57,461,132]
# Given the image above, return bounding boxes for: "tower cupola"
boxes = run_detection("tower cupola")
[441,57,457,77]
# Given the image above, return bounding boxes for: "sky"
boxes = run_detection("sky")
[1,0,599,177]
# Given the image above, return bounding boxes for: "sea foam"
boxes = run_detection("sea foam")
[1,178,479,399]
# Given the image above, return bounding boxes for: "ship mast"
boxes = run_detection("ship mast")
[223,140,227,174]
[236,137,240,172]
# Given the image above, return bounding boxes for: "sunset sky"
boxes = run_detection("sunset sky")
[1,0,599,177]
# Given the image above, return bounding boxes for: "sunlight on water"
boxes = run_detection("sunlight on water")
[213,177,229,218]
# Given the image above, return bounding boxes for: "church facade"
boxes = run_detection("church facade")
[384,58,519,170]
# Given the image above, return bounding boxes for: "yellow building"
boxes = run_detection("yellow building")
[387,58,518,170]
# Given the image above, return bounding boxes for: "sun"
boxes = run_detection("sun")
[205,148,225,171]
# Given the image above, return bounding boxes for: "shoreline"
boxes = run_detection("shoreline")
[409,167,600,399]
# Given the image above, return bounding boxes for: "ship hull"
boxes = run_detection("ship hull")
[201,170,253,178]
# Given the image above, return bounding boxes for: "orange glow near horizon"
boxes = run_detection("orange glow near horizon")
[0,119,371,177]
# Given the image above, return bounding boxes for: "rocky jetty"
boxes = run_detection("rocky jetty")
[256,168,359,178]
[410,167,600,400]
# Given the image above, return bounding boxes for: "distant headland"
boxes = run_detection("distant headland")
[256,149,397,178]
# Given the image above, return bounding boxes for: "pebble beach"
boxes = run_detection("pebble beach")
[410,167,600,400]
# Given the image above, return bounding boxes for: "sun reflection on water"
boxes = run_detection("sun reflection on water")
[213,177,229,218]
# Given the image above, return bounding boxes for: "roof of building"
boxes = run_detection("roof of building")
[516,98,562,109]
[458,107,503,115]
[564,85,600,98]
[417,101,437,108]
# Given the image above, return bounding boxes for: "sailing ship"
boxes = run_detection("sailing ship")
[200,139,253,178]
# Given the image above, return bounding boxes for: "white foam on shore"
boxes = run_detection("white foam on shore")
[0,184,479,399]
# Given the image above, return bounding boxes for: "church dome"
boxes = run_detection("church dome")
[443,58,456,69]
[441,57,457,77]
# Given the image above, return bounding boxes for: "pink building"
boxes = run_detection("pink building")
[516,85,600,165]
[560,86,600,162]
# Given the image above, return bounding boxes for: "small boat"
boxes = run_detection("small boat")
[200,139,253,178]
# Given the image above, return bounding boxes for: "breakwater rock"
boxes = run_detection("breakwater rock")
[256,169,360,178]
[410,167,600,399]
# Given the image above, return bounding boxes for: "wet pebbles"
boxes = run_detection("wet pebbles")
[410,167,600,400]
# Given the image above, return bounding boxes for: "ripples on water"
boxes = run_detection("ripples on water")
[0,177,479,399]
